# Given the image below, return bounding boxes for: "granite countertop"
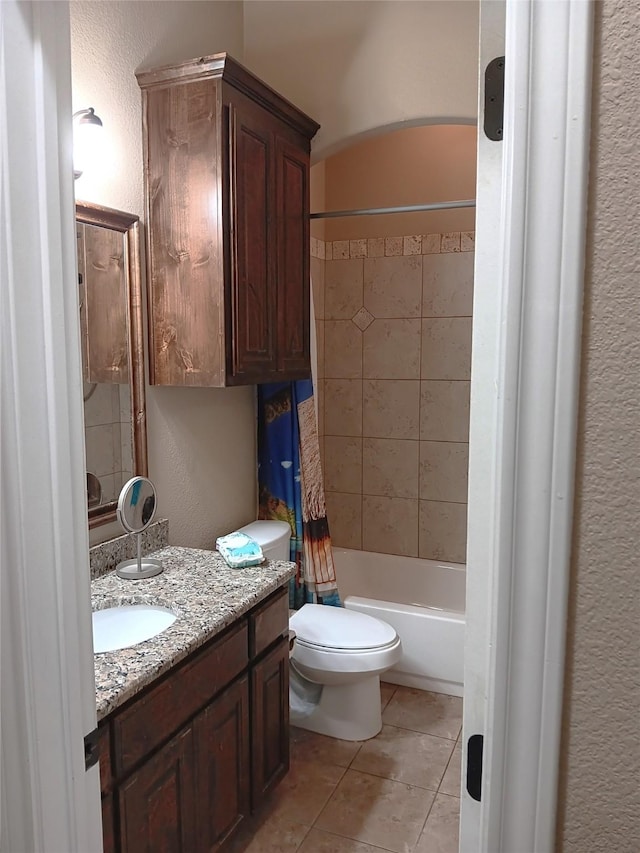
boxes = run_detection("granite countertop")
[93,545,295,720]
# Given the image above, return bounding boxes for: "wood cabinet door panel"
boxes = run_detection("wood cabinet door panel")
[251,636,290,809]
[101,793,116,853]
[276,137,310,377]
[119,725,196,853]
[228,100,277,380]
[195,676,250,852]
[144,80,226,386]
[249,586,289,659]
[113,621,248,776]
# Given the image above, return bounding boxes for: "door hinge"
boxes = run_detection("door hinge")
[466,734,484,801]
[484,56,505,141]
[84,727,99,771]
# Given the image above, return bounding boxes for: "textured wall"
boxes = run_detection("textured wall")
[557,1,640,848]
[243,0,479,159]
[71,2,257,548]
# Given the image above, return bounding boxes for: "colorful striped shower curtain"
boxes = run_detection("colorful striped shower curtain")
[257,379,340,609]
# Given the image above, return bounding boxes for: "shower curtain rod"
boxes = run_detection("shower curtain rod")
[309,198,476,220]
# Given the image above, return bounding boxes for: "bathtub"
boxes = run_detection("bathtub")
[334,547,466,698]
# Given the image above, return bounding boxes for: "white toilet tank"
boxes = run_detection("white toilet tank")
[236,520,291,562]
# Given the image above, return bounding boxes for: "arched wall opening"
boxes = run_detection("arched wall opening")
[311,120,476,574]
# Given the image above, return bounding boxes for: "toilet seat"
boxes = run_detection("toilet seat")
[290,603,398,652]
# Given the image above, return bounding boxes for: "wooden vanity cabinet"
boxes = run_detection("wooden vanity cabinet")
[136,54,320,387]
[98,587,289,852]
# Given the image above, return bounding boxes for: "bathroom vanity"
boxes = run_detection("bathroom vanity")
[92,546,294,852]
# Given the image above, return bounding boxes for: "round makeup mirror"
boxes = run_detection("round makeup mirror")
[117,476,157,533]
[115,476,163,579]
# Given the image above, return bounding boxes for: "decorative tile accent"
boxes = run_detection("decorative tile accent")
[90,518,169,580]
[403,235,422,255]
[384,236,403,256]
[351,306,375,332]
[332,240,350,260]
[440,232,461,253]
[422,233,442,255]
[349,239,367,258]
[367,237,385,258]
[312,231,475,259]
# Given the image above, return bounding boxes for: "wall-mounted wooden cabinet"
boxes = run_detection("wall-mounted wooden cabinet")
[136,54,320,387]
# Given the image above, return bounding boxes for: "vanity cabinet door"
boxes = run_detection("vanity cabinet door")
[251,635,290,810]
[118,725,196,852]
[195,675,250,851]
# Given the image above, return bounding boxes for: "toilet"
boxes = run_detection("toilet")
[237,520,402,741]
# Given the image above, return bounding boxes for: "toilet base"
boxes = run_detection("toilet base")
[293,674,382,741]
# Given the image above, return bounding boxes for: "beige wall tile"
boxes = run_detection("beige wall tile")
[419,500,467,563]
[325,241,333,261]
[85,423,116,476]
[316,379,325,439]
[326,491,362,549]
[414,793,460,853]
[419,441,469,503]
[350,239,367,258]
[367,237,385,258]
[420,380,470,442]
[421,318,472,379]
[315,769,434,853]
[384,236,403,256]
[363,319,421,379]
[83,382,118,428]
[325,259,364,320]
[363,380,420,439]
[324,320,362,379]
[460,231,475,252]
[403,235,422,255]
[422,233,441,255]
[333,240,350,260]
[362,495,419,556]
[364,255,422,318]
[315,319,325,380]
[440,232,461,253]
[324,436,362,494]
[422,252,474,317]
[363,438,419,499]
[310,255,325,320]
[324,379,362,437]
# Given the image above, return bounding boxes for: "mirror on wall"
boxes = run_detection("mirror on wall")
[76,201,148,528]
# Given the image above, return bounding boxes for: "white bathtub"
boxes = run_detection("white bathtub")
[334,547,466,698]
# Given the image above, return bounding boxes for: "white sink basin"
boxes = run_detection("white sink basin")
[92,604,177,654]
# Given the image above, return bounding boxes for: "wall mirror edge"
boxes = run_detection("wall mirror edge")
[76,200,148,530]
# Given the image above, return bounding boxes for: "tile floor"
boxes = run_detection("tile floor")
[231,684,462,853]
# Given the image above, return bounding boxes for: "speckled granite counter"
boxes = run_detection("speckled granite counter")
[93,545,294,721]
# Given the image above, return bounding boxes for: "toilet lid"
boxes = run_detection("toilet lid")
[290,604,398,651]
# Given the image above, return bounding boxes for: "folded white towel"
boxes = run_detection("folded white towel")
[216,531,264,568]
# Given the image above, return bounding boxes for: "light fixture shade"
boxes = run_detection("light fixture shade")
[73,108,103,179]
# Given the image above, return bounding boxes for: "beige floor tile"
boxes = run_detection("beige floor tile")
[298,827,389,853]
[382,688,463,740]
[233,813,310,852]
[268,757,346,826]
[439,743,462,796]
[380,681,396,711]
[290,726,363,768]
[414,793,460,853]
[351,724,454,791]
[315,769,435,853]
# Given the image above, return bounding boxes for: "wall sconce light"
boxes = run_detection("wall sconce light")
[73,107,103,179]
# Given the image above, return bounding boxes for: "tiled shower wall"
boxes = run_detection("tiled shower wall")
[84,383,133,503]
[311,232,474,564]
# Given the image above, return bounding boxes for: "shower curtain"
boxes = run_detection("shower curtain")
[257,379,340,609]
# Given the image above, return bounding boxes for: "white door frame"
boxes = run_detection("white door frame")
[0,1,102,849]
[462,1,593,851]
